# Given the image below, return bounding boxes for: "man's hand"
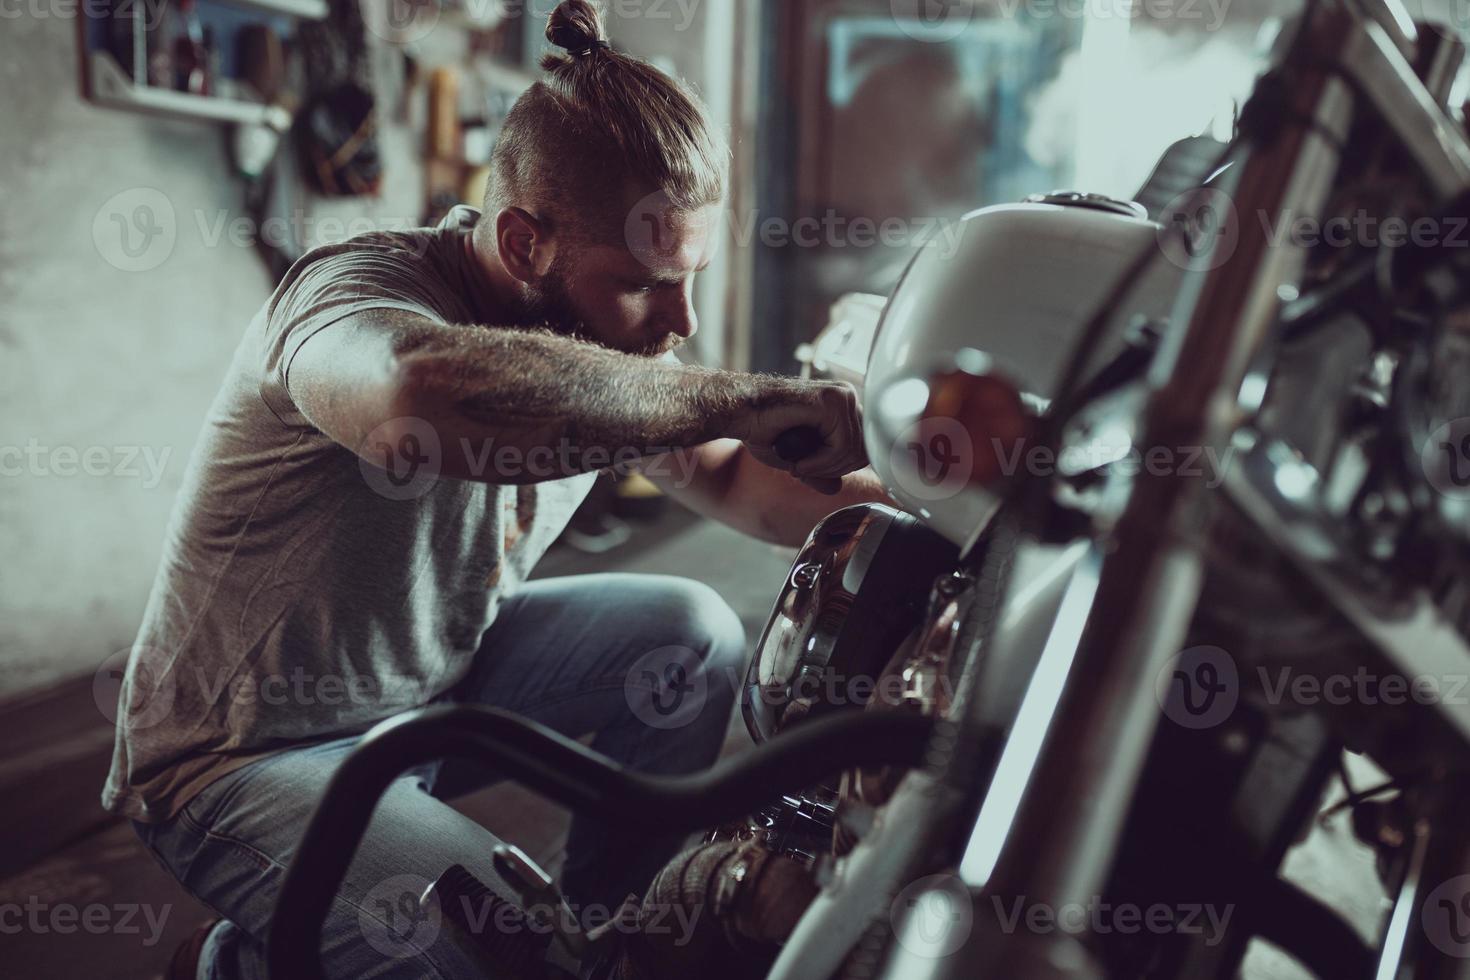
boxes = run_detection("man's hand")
[729,379,868,494]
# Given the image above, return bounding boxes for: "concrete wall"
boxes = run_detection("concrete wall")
[0,13,264,695]
[0,10,440,697]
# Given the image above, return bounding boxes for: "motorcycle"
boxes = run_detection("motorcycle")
[267,0,1470,976]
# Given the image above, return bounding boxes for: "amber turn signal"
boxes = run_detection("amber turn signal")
[920,368,1032,488]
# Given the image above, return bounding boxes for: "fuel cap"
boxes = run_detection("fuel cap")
[1025,190,1148,220]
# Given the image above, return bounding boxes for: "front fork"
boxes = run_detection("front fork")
[930,10,1358,979]
[1376,778,1470,980]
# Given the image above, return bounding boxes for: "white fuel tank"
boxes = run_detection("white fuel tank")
[864,192,1183,548]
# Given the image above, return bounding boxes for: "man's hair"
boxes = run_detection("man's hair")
[482,0,728,247]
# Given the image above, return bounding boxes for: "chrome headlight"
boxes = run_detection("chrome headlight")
[742,503,957,743]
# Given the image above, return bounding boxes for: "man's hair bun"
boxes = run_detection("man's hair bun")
[487,0,728,249]
[545,0,606,55]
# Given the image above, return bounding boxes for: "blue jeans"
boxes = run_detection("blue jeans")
[134,573,748,980]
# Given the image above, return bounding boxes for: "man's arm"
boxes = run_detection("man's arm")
[286,310,867,486]
[642,439,895,547]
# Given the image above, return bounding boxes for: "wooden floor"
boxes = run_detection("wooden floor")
[0,509,793,979]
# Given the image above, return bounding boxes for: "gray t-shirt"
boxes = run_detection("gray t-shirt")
[103,206,595,822]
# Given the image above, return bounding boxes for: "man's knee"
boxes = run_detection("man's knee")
[654,577,748,680]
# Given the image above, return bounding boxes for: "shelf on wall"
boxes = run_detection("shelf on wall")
[213,0,327,19]
[85,0,325,125]
[89,51,293,129]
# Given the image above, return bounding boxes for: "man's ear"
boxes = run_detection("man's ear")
[495,207,557,283]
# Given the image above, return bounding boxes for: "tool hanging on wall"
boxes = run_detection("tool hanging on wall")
[424,65,464,225]
[296,0,383,196]
[231,23,304,282]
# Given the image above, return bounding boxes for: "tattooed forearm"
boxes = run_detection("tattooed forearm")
[387,314,788,462]
[291,307,865,489]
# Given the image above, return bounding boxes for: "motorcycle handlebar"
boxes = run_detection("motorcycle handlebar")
[773,426,826,463]
[265,705,939,980]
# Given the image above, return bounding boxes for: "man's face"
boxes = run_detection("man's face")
[527,205,719,358]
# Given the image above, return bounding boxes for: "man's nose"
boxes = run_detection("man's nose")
[662,289,699,339]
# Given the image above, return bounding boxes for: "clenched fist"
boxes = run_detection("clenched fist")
[730,379,868,494]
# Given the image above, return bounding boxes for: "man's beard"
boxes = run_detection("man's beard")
[523,265,684,359]
[521,264,581,334]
